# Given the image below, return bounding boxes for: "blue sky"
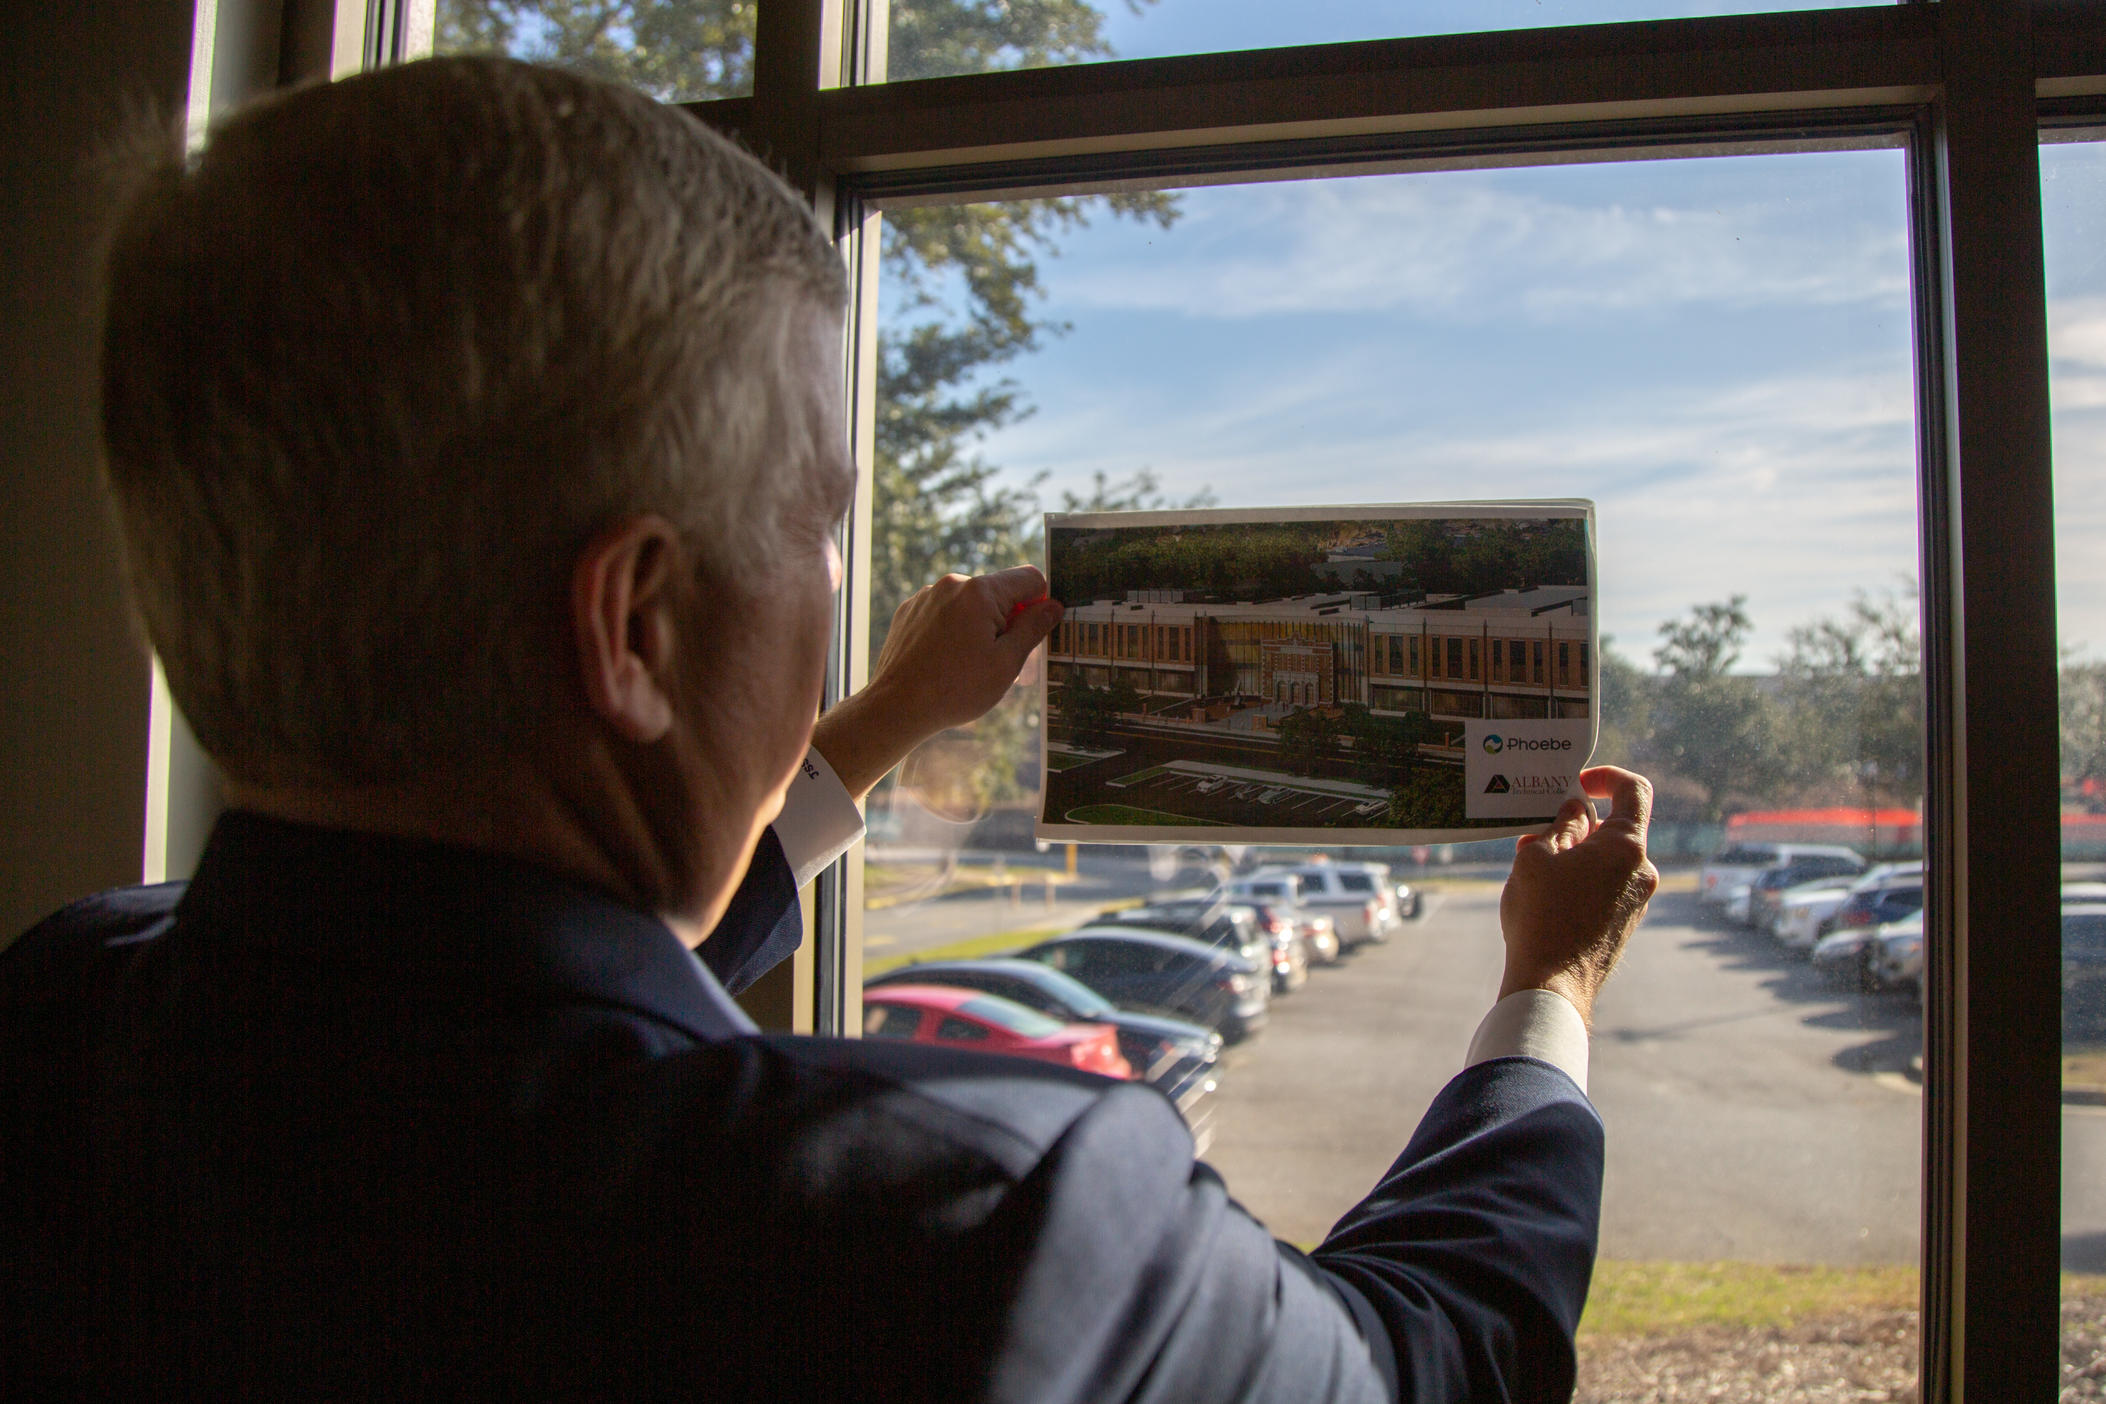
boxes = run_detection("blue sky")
[872,0,2103,670]
[880,99,2106,672]
[890,149,1932,669]
[1088,0,1888,61]
[2043,141,2106,667]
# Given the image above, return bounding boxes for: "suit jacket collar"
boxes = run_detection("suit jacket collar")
[175,810,758,1043]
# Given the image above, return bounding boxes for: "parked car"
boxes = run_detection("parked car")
[1810,923,1889,990]
[864,958,1222,1102]
[1867,913,1925,991]
[1744,854,1872,929]
[1091,898,1270,971]
[1015,928,1270,1042]
[1817,872,1925,942]
[1771,861,1921,948]
[1219,875,1344,964]
[2065,904,2106,1039]
[860,984,1133,1079]
[1241,901,1321,987]
[1699,842,1863,909]
[1247,858,1405,947]
[1770,880,1864,948]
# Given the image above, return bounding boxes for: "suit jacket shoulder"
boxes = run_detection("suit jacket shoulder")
[1,821,1604,1404]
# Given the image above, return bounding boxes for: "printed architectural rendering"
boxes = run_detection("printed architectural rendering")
[1041,512,1596,837]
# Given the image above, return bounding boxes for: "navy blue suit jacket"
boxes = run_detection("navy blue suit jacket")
[0,813,1603,1401]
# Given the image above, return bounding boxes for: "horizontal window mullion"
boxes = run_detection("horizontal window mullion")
[815,6,1940,175]
[844,104,1922,206]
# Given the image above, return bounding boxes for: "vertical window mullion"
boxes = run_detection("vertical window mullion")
[1917,1,2063,1396]
[744,0,855,1034]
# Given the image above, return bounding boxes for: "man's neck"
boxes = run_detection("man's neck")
[219,754,753,948]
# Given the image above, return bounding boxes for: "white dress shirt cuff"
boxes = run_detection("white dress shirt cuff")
[772,747,866,889]
[1465,988,1590,1094]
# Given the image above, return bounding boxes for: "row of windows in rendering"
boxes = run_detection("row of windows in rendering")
[1050,616,1590,691]
[1373,633,1591,690]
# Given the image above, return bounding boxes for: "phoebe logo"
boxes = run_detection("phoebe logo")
[1483,734,1504,755]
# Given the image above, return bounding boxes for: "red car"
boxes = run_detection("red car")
[861,985,1133,1080]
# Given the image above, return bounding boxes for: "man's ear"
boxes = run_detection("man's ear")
[571,516,684,744]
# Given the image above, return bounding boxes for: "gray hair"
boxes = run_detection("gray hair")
[99,56,847,786]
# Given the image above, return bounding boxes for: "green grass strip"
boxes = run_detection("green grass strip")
[861,896,1150,978]
[1578,1261,1919,1339]
[863,924,1071,977]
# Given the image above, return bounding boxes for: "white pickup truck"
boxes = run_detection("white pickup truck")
[1245,860,1409,948]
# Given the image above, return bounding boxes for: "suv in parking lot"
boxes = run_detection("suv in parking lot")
[1015,928,1271,1042]
[1819,872,1925,942]
[1248,859,1409,947]
[1771,861,1921,949]
[1218,874,1342,965]
[1090,898,1270,971]
[1743,853,1871,929]
[1699,842,1864,909]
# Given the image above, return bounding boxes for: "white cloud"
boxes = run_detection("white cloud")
[1054,174,1909,323]
[2052,298,2106,373]
[993,358,1924,664]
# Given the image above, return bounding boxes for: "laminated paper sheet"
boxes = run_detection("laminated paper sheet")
[1036,501,1598,846]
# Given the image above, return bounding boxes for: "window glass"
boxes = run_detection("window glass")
[1067,939,1140,975]
[936,1015,992,1040]
[430,1,753,100]
[960,994,1068,1036]
[2041,135,2106,1374]
[1026,967,1118,1015]
[860,148,1922,1391]
[864,1002,925,1039]
[882,0,1896,85]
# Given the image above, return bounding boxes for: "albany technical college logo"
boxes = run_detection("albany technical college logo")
[1463,717,1591,820]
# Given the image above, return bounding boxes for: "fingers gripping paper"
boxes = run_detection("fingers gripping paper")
[1035,502,1599,846]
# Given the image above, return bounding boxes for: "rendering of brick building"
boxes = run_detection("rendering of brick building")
[1047,586,1591,723]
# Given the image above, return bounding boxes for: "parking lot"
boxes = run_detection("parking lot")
[870,856,2106,1272]
[1106,760,1390,824]
[1044,727,1480,831]
[1201,878,1934,1259]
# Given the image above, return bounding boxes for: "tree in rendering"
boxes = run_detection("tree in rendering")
[1342,705,1428,785]
[1386,764,1466,829]
[1054,675,1112,746]
[1276,708,1344,778]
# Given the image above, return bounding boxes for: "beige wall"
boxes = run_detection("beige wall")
[0,2,201,939]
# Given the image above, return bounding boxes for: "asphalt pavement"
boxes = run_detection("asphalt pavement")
[1202,883,1938,1263]
[866,860,2106,1266]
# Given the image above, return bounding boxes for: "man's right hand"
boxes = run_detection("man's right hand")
[809,567,1062,803]
[1497,766,1659,1028]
